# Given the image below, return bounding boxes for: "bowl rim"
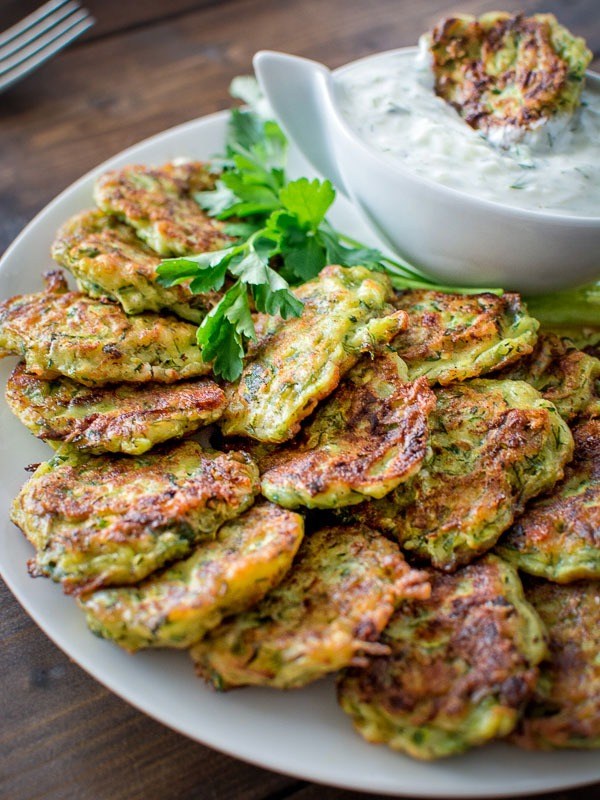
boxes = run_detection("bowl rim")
[330,45,600,226]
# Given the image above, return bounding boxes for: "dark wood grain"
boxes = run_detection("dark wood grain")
[0,1,224,43]
[1,2,599,799]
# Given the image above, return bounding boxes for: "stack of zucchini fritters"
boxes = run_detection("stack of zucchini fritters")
[1,161,599,760]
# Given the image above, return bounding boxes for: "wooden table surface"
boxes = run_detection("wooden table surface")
[1,1,598,798]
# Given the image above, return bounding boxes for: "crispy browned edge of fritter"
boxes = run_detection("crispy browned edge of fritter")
[14,443,258,595]
[338,556,542,730]
[497,332,600,420]
[513,578,600,748]
[258,356,436,500]
[391,290,533,375]
[497,417,600,569]
[5,361,226,447]
[346,379,570,572]
[193,524,431,688]
[94,161,228,253]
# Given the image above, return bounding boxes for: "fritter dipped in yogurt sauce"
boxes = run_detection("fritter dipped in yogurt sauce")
[336,13,599,216]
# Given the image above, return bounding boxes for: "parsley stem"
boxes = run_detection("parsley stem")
[335,231,431,281]
[335,231,503,295]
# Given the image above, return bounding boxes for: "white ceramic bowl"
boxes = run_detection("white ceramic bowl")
[254,48,600,293]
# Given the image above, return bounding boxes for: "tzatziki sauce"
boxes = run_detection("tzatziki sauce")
[335,49,600,217]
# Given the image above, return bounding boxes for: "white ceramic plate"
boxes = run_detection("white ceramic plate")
[1,111,599,798]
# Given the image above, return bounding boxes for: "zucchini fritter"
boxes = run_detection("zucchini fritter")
[513,580,600,750]
[11,441,259,595]
[52,210,220,322]
[5,362,225,455]
[338,555,547,760]
[222,266,407,443]
[425,13,592,143]
[0,271,210,386]
[496,418,600,582]
[347,379,573,571]
[497,333,600,421]
[81,502,304,651]
[391,290,538,385]
[258,352,435,508]
[94,161,228,256]
[191,525,430,690]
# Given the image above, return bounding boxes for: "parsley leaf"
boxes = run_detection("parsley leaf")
[195,116,286,222]
[318,226,385,272]
[158,246,237,290]
[194,181,237,216]
[189,260,228,294]
[229,75,264,107]
[227,107,265,154]
[223,221,263,240]
[253,284,304,318]
[266,210,325,283]
[196,281,255,382]
[279,178,335,230]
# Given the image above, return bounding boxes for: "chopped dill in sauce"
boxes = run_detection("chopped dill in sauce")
[336,50,600,216]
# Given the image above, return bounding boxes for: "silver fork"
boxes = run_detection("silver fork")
[0,0,95,93]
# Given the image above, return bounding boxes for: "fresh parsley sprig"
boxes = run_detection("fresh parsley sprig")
[157,79,500,381]
[157,227,304,382]
[159,175,339,381]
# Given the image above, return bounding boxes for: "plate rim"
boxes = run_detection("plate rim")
[1,110,599,799]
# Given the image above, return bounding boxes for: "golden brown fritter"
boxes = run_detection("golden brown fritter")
[191,525,430,690]
[513,580,600,750]
[11,441,260,595]
[5,362,226,455]
[338,555,547,760]
[0,271,210,386]
[496,418,600,582]
[221,266,408,443]
[52,210,221,322]
[81,502,304,651]
[425,13,592,141]
[391,290,538,385]
[94,161,228,256]
[497,333,600,421]
[258,351,435,508]
[344,379,573,571]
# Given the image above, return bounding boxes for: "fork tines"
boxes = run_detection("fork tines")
[0,0,95,93]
